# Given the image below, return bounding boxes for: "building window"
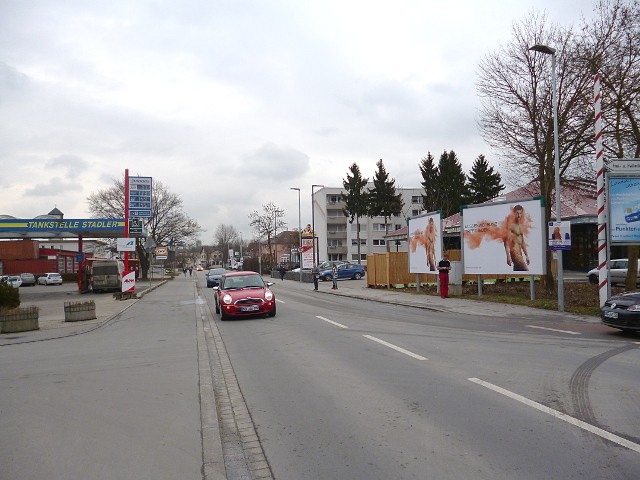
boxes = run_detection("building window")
[327,195,341,204]
[412,209,421,217]
[351,254,367,261]
[328,239,343,247]
[351,239,366,246]
[328,224,347,233]
[373,239,386,246]
[411,195,422,204]
[372,223,387,232]
[350,223,365,232]
[329,254,346,261]
[327,209,343,218]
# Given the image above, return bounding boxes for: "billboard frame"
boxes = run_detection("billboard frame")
[408,210,443,274]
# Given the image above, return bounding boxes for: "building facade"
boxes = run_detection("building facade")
[313,185,425,264]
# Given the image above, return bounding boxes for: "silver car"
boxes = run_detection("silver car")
[38,273,63,286]
[588,259,640,285]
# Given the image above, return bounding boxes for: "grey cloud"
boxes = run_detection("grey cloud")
[24,177,82,197]
[240,143,310,181]
[45,154,89,179]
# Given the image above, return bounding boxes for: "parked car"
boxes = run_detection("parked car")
[213,271,276,320]
[588,259,640,285]
[207,268,227,288]
[38,273,63,286]
[6,275,22,288]
[19,273,37,286]
[601,290,640,331]
[319,263,365,281]
[318,260,349,271]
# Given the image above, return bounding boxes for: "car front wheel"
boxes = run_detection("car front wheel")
[353,273,362,280]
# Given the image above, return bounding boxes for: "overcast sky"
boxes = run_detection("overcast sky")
[0,0,593,242]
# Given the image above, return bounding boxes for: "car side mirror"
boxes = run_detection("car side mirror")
[213,286,219,291]
[266,282,274,287]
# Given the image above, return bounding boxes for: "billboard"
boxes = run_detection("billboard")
[462,198,546,275]
[608,176,640,244]
[408,211,442,274]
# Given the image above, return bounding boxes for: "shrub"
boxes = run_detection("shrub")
[0,283,20,309]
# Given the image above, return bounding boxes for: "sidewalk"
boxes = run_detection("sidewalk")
[0,279,168,345]
[272,274,601,324]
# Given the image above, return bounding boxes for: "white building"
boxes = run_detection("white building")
[313,185,425,264]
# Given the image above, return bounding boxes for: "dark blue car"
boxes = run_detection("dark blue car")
[319,263,365,281]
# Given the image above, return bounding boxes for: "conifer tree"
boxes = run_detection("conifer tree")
[419,152,439,212]
[341,163,369,264]
[466,154,505,204]
[436,150,467,217]
[369,159,404,250]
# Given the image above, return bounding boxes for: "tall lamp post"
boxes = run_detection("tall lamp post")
[311,184,324,267]
[530,43,564,312]
[290,187,302,282]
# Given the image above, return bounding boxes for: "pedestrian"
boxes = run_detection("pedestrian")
[437,253,451,298]
[312,264,320,291]
[331,264,338,289]
[189,266,193,276]
[183,267,187,277]
[279,264,286,281]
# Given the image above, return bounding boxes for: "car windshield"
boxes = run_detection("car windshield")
[223,275,264,290]
[210,269,226,275]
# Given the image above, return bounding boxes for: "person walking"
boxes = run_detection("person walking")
[331,264,338,289]
[312,264,320,291]
[437,253,451,298]
[279,264,286,282]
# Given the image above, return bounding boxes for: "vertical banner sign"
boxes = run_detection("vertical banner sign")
[122,271,136,293]
[128,176,153,218]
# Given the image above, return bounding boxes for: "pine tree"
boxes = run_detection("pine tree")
[437,150,467,217]
[466,154,505,204]
[419,152,439,212]
[341,163,369,265]
[369,159,404,250]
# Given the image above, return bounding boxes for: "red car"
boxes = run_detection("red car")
[213,271,276,320]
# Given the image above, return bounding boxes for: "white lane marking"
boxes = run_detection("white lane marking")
[275,298,285,303]
[363,335,427,361]
[526,325,580,335]
[468,377,640,454]
[316,315,349,329]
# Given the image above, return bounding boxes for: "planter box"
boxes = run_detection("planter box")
[64,301,96,322]
[0,306,39,333]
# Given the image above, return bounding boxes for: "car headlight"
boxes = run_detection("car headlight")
[628,304,640,312]
[264,290,273,301]
[223,294,233,305]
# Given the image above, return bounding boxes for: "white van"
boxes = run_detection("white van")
[91,260,124,292]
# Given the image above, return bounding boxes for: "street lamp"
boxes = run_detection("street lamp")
[530,43,564,312]
[311,184,324,266]
[290,187,302,282]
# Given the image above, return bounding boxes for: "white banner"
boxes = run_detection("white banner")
[117,237,136,252]
[408,212,442,273]
[463,198,546,275]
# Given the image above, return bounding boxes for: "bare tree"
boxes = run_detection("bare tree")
[87,177,201,277]
[213,224,239,266]
[580,0,640,289]
[476,12,594,288]
[248,202,286,268]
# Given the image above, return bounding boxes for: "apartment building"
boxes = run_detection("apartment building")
[313,185,425,264]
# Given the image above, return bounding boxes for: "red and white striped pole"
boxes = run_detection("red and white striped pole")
[594,75,608,307]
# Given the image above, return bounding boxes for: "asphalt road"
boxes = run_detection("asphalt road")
[2,273,639,479]
[207,276,640,479]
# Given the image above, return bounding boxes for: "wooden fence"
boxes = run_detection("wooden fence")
[366,250,542,287]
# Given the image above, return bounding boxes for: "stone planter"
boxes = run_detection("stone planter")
[64,301,96,322]
[0,306,39,333]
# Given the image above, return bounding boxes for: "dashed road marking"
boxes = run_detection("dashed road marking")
[526,325,581,335]
[363,335,427,361]
[316,315,348,329]
[469,377,640,454]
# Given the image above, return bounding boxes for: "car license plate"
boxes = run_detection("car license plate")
[240,305,259,312]
[604,311,618,319]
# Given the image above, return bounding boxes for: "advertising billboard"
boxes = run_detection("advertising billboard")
[408,211,442,274]
[462,198,546,275]
[608,176,640,244]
